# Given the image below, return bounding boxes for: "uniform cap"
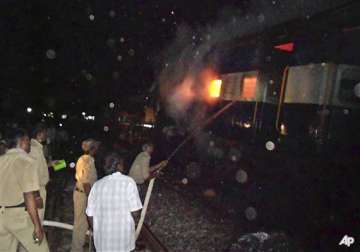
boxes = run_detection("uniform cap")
[82,138,100,152]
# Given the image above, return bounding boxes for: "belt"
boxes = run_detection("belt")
[0,202,26,209]
[75,187,85,193]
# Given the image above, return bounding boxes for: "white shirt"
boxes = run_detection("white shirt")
[86,172,142,252]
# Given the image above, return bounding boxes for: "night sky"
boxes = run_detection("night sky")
[0,0,352,119]
[0,0,246,116]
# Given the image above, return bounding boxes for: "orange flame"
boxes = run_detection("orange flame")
[209,79,222,98]
[200,68,221,102]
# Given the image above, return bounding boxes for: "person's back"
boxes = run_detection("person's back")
[128,151,150,184]
[0,149,37,206]
[0,148,49,252]
[87,172,142,252]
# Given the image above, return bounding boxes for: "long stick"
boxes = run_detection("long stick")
[167,101,235,161]
[135,178,155,240]
[166,135,192,161]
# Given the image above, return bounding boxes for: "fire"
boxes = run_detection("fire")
[163,68,221,119]
[199,68,221,101]
[209,79,222,98]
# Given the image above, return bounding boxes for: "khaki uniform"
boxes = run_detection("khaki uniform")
[0,148,49,252]
[129,152,151,200]
[71,155,97,252]
[29,139,49,221]
[129,152,151,184]
[18,140,50,252]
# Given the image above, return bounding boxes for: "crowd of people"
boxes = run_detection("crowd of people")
[0,124,168,252]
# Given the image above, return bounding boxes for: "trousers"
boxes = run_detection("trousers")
[0,207,49,252]
[18,186,47,252]
[137,183,146,202]
[71,190,89,252]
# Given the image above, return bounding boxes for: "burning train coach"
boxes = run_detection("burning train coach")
[154,2,360,248]
[211,62,360,155]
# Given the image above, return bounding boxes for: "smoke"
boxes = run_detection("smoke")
[157,0,350,125]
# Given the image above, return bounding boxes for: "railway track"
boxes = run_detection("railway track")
[139,223,169,252]
[44,220,168,252]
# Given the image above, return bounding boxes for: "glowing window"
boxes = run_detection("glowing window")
[242,76,257,99]
[209,79,222,98]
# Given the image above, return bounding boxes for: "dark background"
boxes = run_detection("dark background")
[1,0,352,121]
[0,0,247,118]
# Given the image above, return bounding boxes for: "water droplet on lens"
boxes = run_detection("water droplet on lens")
[46,49,56,59]
[245,207,257,221]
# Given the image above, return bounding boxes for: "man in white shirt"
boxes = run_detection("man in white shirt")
[86,156,142,252]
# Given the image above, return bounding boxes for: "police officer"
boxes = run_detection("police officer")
[0,129,49,252]
[18,124,51,252]
[29,124,50,222]
[71,139,99,252]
